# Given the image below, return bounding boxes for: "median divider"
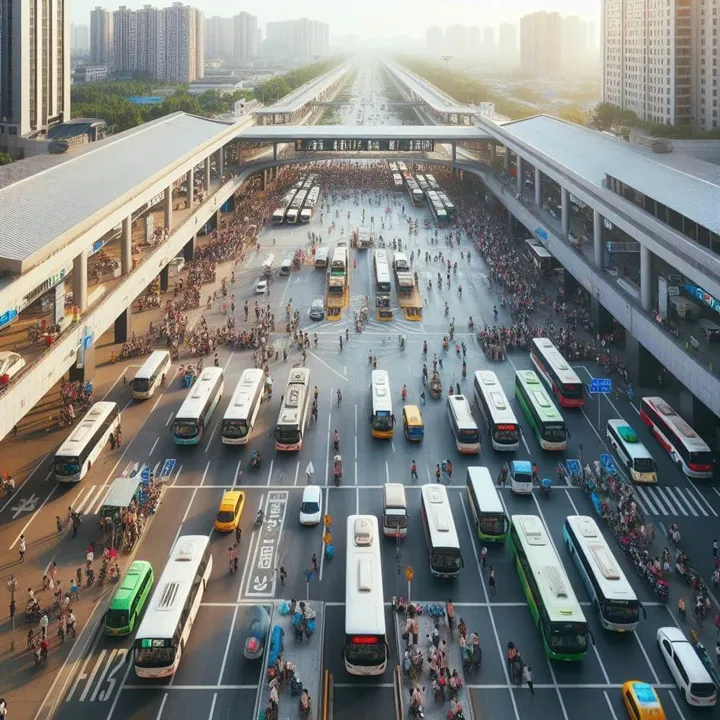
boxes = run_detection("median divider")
[393,665,404,720]
[322,668,333,720]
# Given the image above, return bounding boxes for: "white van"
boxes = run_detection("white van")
[279,258,293,276]
[262,253,275,277]
[382,483,407,538]
[657,627,717,706]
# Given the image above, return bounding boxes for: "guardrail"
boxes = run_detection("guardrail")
[322,668,333,720]
[393,665,404,720]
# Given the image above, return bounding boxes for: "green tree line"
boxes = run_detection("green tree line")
[252,56,347,104]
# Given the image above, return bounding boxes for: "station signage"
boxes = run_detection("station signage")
[683,282,720,315]
[295,139,435,152]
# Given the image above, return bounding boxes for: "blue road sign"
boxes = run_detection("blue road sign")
[161,459,176,479]
[589,378,612,394]
[141,465,151,482]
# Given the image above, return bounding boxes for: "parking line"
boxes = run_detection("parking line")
[603,691,619,720]
[217,605,239,685]
[155,694,168,720]
[208,693,218,720]
[266,458,274,487]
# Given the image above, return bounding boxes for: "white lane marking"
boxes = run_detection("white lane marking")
[9,484,58,549]
[667,688,689,720]
[155,693,169,719]
[233,458,242,489]
[633,631,660,685]
[237,494,264,601]
[166,411,174,427]
[655,487,677,515]
[660,486,687,516]
[673,487,703,516]
[564,488,580,515]
[648,487,668,515]
[266,458,274,487]
[204,418,220,452]
[208,693,218,720]
[92,485,113,515]
[170,463,183,487]
[385,460,390,484]
[217,605,240,685]
[685,479,717,517]
[634,486,657,515]
[603,691,619,720]
[171,461,210,548]
[148,437,159,456]
[294,461,300,487]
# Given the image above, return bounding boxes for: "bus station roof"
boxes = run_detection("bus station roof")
[239,124,489,143]
[385,63,474,115]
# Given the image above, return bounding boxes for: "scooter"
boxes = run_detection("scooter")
[253,509,264,530]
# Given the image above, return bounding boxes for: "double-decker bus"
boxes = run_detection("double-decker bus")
[344,516,388,675]
[530,338,584,408]
[473,371,520,451]
[374,249,393,321]
[420,484,463,578]
[446,394,480,454]
[370,370,393,438]
[54,401,121,482]
[514,370,567,450]
[171,367,224,445]
[221,368,265,445]
[425,174,439,191]
[133,535,212,677]
[466,467,509,542]
[563,515,643,632]
[436,191,455,221]
[508,515,589,660]
[285,189,308,225]
[606,419,657,483]
[275,368,312,451]
[640,397,714,478]
[271,188,298,224]
[300,186,320,223]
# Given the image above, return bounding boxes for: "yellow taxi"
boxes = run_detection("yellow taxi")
[214,490,245,532]
[621,681,666,720]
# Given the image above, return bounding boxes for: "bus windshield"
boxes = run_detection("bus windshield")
[222,419,248,439]
[133,378,150,393]
[479,515,507,537]
[276,425,301,445]
[603,600,640,624]
[457,427,479,443]
[430,550,462,573]
[372,411,392,431]
[544,620,588,653]
[544,423,566,441]
[55,458,80,476]
[173,419,199,439]
[104,609,129,629]
[135,641,175,668]
[633,457,656,473]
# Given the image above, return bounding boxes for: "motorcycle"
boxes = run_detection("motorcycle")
[244,605,270,660]
[253,509,264,530]
[333,455,343,487]
[250,450,262,470]
[539,478,552,498]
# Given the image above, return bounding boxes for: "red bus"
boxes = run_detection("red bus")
[530,338,584,408]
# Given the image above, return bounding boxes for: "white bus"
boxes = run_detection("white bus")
[134,534,212,678]
[508,515,589,661]
[300,186,320,222]
[315,246,330,268]
[272,188,298,224]
[344,516,388,676]
[420,484,464,578]
[563,515,643,632]
[392,252,409,273]
[285,189,308,224]
[425,174,439,191]
[606,419,658,483]
[374,250,392,293]
[221,369,265,445]
[446,394,480,454]
[392,172,404,190]
[275,368,311,451]
[171,367,224,445]
[466,467,509,543]
[132,351,171,399]
[370,370,393,439]
[473,371,520,451]
[54,402,121,483]
[640,396,714,478]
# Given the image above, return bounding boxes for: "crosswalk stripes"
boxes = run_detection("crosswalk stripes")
[633,484,711,518]
[72,484,110,516]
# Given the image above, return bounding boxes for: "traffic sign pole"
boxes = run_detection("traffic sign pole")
[589,378,613,431]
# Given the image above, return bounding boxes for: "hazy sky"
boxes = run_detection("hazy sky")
[73,0,600,37]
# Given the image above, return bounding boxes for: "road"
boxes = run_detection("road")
[1,65,719,720]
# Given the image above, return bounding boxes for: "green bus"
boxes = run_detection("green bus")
[514,370,567,451]
[104,560,154,636]
[507,515,589,661]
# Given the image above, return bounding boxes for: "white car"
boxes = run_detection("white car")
[299,485,322,526]
[255,279,268,295]
[657,626,717,706]
[0,352,25,381]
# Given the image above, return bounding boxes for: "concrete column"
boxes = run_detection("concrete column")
[516,156,523,195]
[593,209,603,270]
[160,265,169,292]
[217,147,224,179]
[534,167,541,207]
[73,250,88,313]
[503,147,510,171]
[489,143,497,165]
[187,167,195,206]
[114,306,132,343]
[203,156,211,191]
[183,235,196,262]
[561,187,570,238]
[121,216,132,276]
[164,186,173,230]
[451,142,457,161]
[273,143,278,161]
[640,244,653,312]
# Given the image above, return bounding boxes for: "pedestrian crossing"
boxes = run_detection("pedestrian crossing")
[71,484,110,517]
[632,484,717,518]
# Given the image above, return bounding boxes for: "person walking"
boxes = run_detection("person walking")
[446,460,453,483]
[18,535,26,563]
[435,464,441,483]
[235,526,242,546]
[410,461,418,482]
[480,546,488,569]
[488,566,496,595]
[279,567,287,586]
[311,553,318,575]
[522,665,534,694]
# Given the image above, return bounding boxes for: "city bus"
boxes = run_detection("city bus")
[563,515,643,632]
[392,172,404,190]
[525,239,553,275]
[221,368,265,445]
[514,370,567,451]
[374,250,392,292]
[404,175,424,206]
[300,186,320,223]
[396,161,408,173]
[315,246,330,268]
[420,484,464,578]
[640,396,714,478]
[426,191,449,224]
[275,368,312,451]
[370,370,393,438]
[425,174,439,191]
[285,189,308,224]
[473,371,520,451]
[436,191,456,221]
[132,351,171,399]
[54,401,121,482]
[465,467,509,542]
[606,419,658,483]
[415,173,429,192]
[271,188,298,224]
[507,515,589,660]
[133,535,212,677]
[392,252,410,273]
[344,515,388,675]
[530,337,584,408]
[331,245,349,275]
[104,560,154,636]
[171,367,224,445]
[446,394,481,454]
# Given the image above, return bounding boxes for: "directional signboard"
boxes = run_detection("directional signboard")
[589,378,612,394]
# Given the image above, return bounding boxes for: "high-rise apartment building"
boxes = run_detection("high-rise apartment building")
[0,0,71,139]
[72,24,90,55]
[482,26,495,58]
[560,15,584,75]
[467,26,481,56]
[520,11,561,77]
[265,18,329,58]
[426,25,444,53]
[113,6,138,73]
[90,6,113,65]
[164,2,203,82]
[136,5,166,79]
[498,23,518,64]
[205,15,233,59]
[445,25,468,57]
[233,11,258,64]
[602,0,716,130]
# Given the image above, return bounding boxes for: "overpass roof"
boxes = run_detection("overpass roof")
[239,124,489,142]
[254,64,350,115]
[0,112,235,272]
[386,63,473,116]
[499,115,720,236]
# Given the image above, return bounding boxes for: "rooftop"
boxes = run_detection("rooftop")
[239,124,488,142]
[0,112,236,272]
[386,63,473,115]
[499,115,720,236]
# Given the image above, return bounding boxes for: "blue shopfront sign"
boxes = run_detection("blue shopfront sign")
[683,283,720,315]
[535,227,548,246]
[0,309,18,330]
[90,239,104,256]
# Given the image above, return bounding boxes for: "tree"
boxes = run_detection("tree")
[0,152,13,166]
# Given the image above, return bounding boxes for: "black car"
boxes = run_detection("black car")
[309,299,325,321]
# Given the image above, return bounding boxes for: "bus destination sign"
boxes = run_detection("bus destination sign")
[295,139,435,152]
